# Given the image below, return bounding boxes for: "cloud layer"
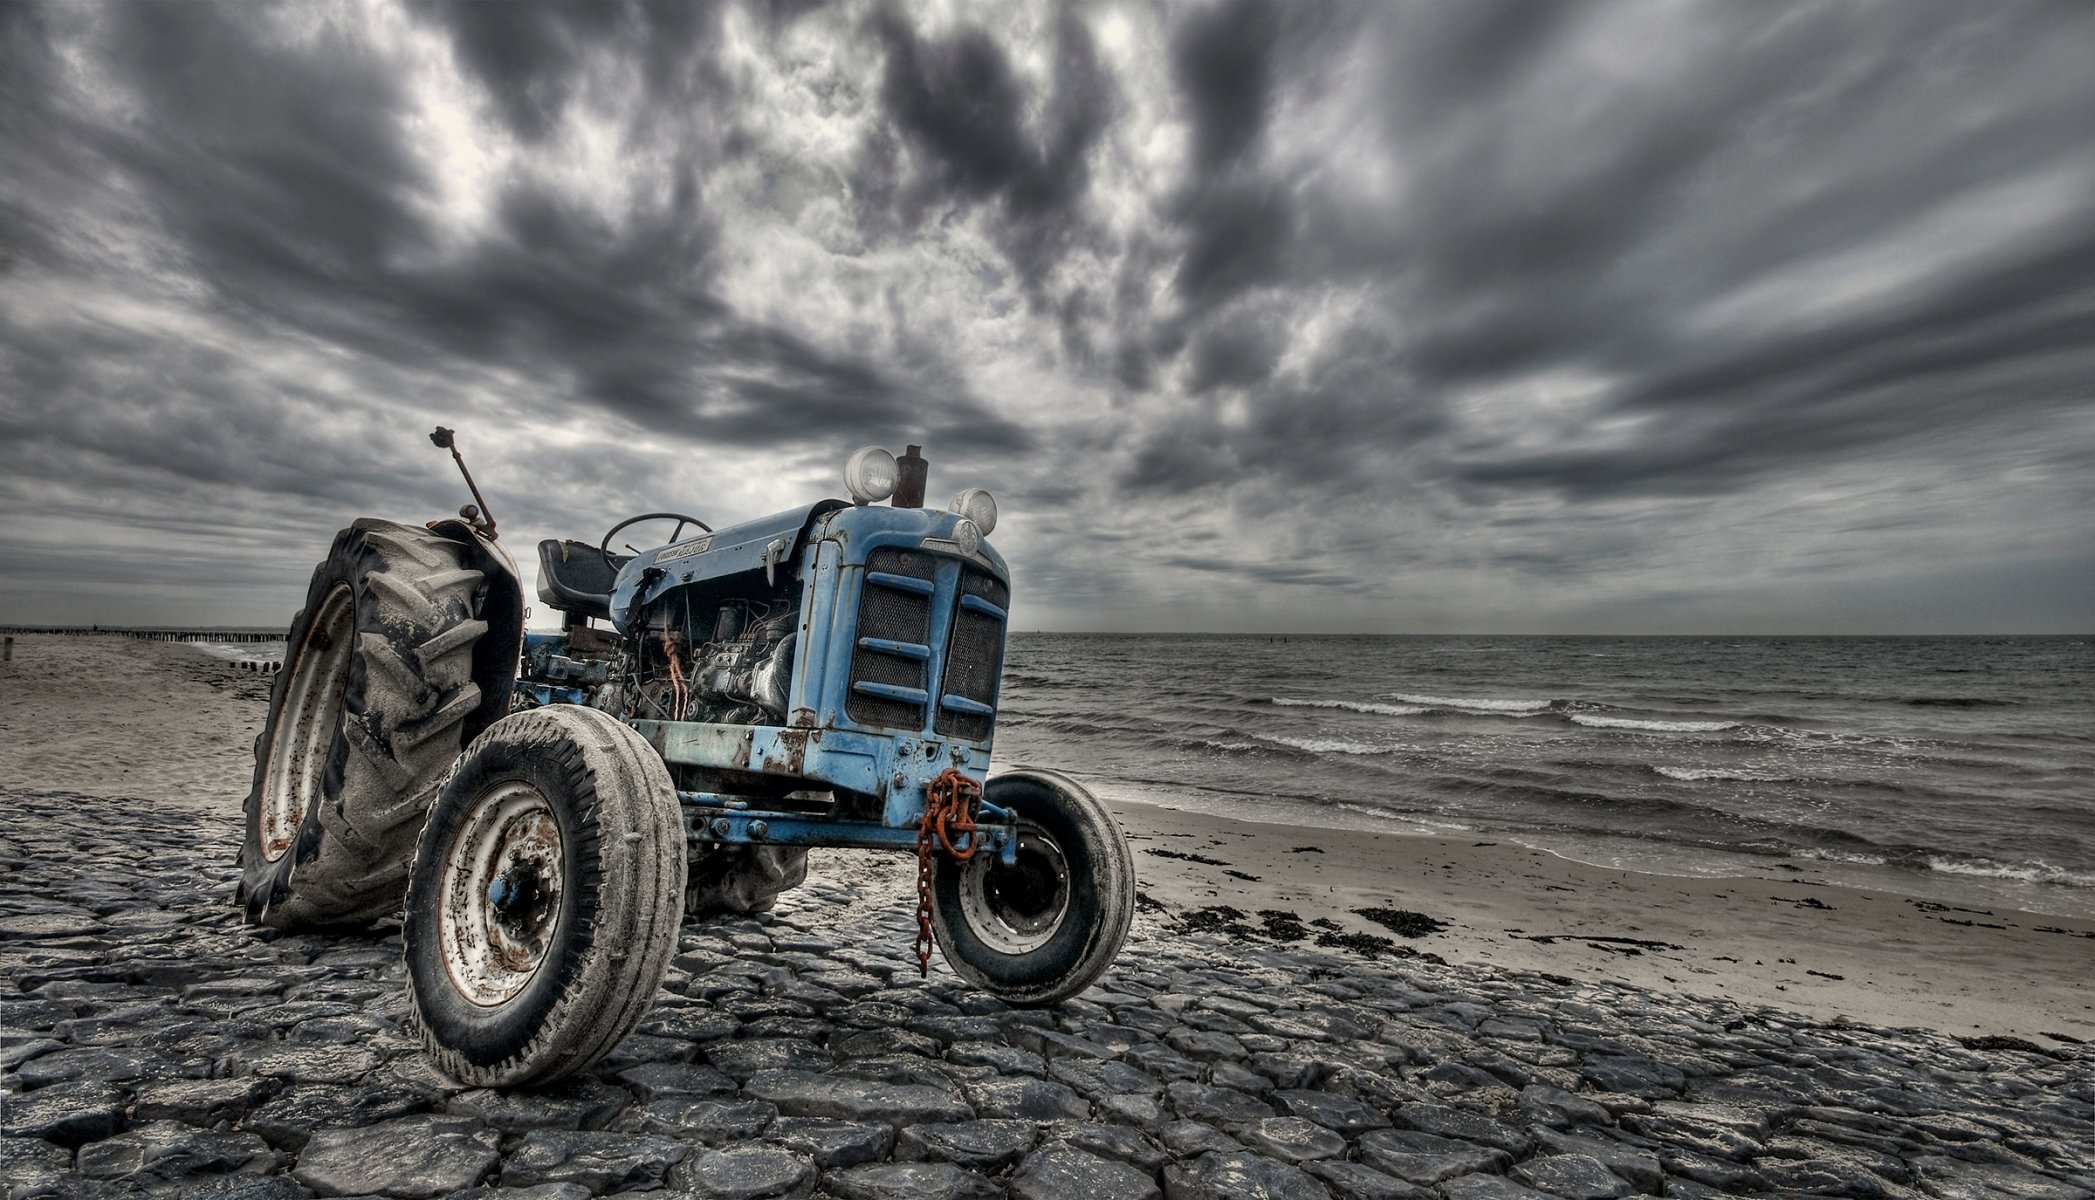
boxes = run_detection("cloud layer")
[2,0,2090,632]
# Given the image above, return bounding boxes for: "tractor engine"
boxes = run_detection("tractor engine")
[631,593,799,726]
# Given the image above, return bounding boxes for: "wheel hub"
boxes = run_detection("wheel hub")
[958,829,1071,954]
[440,783,564,1005]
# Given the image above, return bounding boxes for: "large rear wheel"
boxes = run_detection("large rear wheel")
[404,705,687,1087]
[930,769,1134,1005]
[237,520,488,930]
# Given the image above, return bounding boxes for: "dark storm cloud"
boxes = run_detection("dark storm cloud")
[861,6,1116,289]
[416,0,725,141]
[16,2,1021,458]
[1120,0,2095,523]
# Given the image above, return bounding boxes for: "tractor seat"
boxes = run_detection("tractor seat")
[536,539,630,622]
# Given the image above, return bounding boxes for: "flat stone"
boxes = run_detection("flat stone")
[499,1129,692,1192]
[1050,1056,1163,1098]
[0,912,107,938]
[1269,1089,1391,1136]
[132,1076,278,1125]
[964,1077,1091,1120]
[7,1079,127,1146]
[1355,1130,1510,1185]
[1509,1154,1633,1200]
[1656,1148,1764,1192]
[1166,1081,1274,1125]
[825,1161,1002,1200]
[896,1120,1039,1171]
[614,1060,739,1099]
[75,1121,279,1185]
[1048,1121,1169,1172]
[1580,1056,1685,1098]
[242,1084,427,1152]
[1239,1117,1346,1164]
[446,1079,627,1132]
[705,1038,832,1079]
[1305,1160,1435,1200]
[1163,1150,1332,1200]
[1517,1086,1612,1129]
[1438,1176,1553,1200]
[1529,1128,1663,1192]
[672,1147,817,1199]
[1391,1103,1533,1156]
[448,1186,590,1200]
[947,1043,1047,1076]
[235,1045,382,1086]
[614,1097,778,1142]
[767,1117,896,1168]
[292,1115,499,1198]
[175,1175,315,1200]
[1010,1144,1162,1200]
[16,1045,196,1090]
[1161,1120,1244,1159]
[746,1069,971,1126]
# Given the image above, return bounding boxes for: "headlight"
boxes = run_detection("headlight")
[949,488,997,536]
[843,447,897,504]
[952,519,981,557]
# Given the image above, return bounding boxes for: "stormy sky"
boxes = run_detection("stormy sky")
[2,1,2089,634]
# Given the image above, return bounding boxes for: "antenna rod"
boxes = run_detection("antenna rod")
[428,427,498,541]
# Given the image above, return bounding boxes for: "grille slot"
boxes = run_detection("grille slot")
[847,548,935,729]
[935,568,1008,741]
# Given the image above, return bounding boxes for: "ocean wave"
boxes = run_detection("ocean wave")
[1902,696,2015,707]
[1272,697,1428,716]
[1570,714,1739,733]
[1654,766,1791,782]
[1925,857,2095,889]
[1792,847,1889,867]
[1197,739,1264,754]
[1382,692,1553,714]
[1259,734,1389,756]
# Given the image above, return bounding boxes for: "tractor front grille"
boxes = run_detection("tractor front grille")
[935,568,1007,741]
[846,548,935,729]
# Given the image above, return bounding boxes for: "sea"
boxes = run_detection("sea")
[992,634,2095,920]
[191,632,2095,918]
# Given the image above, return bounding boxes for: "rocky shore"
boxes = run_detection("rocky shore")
[5,788,2093,1200]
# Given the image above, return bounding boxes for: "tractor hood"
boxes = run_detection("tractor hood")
[610,500,847,630]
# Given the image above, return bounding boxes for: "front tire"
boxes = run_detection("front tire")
[238,520,488,930]
[404,706,687,1087]
[930,769,1134,1005]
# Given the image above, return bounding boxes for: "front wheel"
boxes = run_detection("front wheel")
[404,706,686,1087]
[929,769,1134,1005]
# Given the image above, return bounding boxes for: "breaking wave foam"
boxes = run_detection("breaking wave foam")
[1571,714,1739,733]
[1273,698,1428,716]
[1384,692,1552,713]
[1926,857,2095,889]
[1654,766,1790,782]
[1260,734,1389,756]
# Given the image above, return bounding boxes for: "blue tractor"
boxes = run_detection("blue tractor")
[238,435,1134,1086]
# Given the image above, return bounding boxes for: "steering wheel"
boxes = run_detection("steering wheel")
[599,512,712,571]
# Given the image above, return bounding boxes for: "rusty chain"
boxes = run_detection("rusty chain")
[914,768,983,977]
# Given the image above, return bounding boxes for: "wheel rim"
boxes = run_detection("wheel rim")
[259,583,355,863]
[439,781,565,1007]
[956,824,1071,954]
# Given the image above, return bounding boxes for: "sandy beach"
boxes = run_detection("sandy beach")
[4,633,2092,1199]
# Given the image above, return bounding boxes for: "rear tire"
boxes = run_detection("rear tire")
[404,706,687,1087]
[930,769,1134,1005]
[237,520,488,930]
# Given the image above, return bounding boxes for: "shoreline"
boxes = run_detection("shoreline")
[1089,785,2095,1042]
[4,632,2091,1042]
